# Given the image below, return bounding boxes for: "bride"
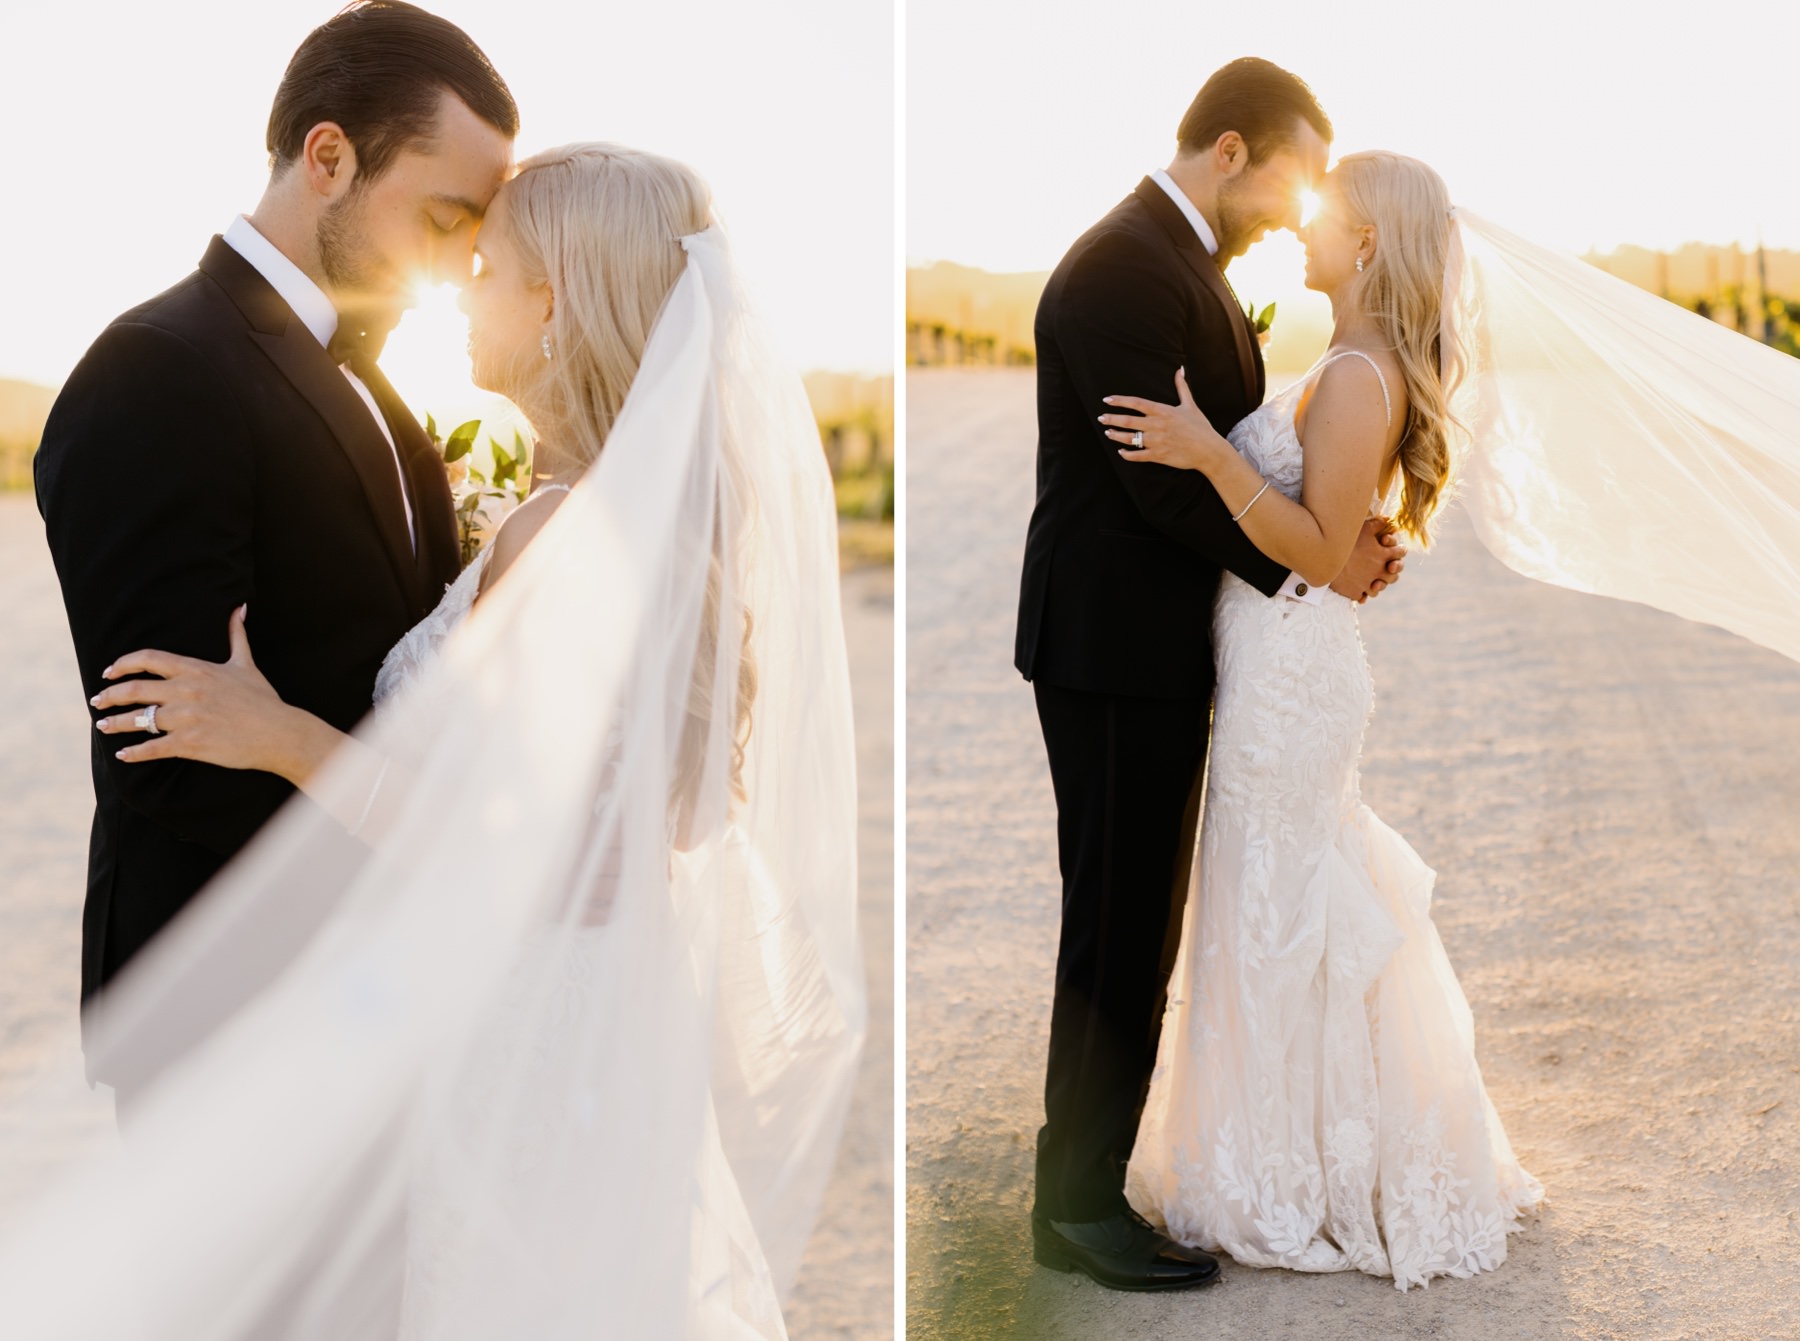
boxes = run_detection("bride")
[0,144,862,1338]
[1099,150,1543,1290]
[1103,141,1800,1288]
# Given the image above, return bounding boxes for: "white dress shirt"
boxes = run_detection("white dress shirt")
[1148,171,1319,605]
[1150,168,1221,257]
[222,215,416,550]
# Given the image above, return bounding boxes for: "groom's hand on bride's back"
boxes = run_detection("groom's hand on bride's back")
[1328,518,1406,604]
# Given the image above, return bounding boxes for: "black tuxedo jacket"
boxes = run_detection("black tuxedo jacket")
[1015,178,1290,700]
[36,236,461,1014]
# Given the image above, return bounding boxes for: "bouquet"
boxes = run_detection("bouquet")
[425,415,532,569]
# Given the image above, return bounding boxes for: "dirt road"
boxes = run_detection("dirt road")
[906,368,1800,1341]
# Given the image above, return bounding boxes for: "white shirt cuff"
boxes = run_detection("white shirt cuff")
[1277,571,1323,604]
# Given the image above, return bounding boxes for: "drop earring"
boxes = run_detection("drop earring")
[541,333,554,361]
[1355,256,1365,273]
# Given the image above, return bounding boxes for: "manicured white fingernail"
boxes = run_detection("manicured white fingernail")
[101,665,114,679]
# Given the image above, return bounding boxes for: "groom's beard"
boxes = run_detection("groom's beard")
[318,191,403,329]
[1213,176,1258,263]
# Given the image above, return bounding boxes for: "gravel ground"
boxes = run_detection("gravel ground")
[905,368,1800,1341]
[0,494,894,1341]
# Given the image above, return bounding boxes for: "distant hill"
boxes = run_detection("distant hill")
[0,378,57,490]
[0,378,56,444]
[906,262,1047,365]
[1584,241,1800,304]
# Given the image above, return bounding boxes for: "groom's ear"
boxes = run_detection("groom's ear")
[300,122,360,202]
[1213,131,1250,179]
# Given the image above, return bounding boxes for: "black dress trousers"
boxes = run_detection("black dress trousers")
[1031,680,1212,1222]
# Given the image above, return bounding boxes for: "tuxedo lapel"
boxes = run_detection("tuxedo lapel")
[1132,180,1260,411]
[197,238,419,603]
[355,357,462,599]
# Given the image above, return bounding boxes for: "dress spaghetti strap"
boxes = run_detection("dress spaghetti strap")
[1319,349,1392,429]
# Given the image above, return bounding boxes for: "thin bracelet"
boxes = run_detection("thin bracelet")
[351,758,391,835]
[1233,479,1272,523]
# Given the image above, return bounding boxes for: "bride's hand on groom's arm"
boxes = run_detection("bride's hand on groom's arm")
[1329,520,1406,604]
[1099,367,1235,477]
[91,605,346,787]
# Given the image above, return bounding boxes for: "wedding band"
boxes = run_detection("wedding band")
[135,705,161,735]
[1131,430,1144,449]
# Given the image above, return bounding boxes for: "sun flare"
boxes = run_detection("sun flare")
[381,282,479,416]
[380,281,531,470]
[1300,189,1322,228]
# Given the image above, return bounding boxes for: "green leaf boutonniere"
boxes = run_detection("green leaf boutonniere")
[1244,300,1277,349]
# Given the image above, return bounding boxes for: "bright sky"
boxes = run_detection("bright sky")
[0,0,893,401]
[910,0,1800,331]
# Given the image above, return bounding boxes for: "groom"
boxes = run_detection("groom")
[35,1,516,1082]
[1015,57,1404,1290]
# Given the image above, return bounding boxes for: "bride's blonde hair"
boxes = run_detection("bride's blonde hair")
[1332,151,1460,544]
[502,142,713,471]
[502,144,754,825]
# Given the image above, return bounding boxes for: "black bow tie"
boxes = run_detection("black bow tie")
[326,313,394,368]
[327,324,369,369]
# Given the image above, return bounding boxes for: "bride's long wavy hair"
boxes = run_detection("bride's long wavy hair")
[1332,151,1461,544]
[501,143,756,821]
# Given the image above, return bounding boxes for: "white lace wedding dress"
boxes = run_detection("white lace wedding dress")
[1125,354,1544,1290]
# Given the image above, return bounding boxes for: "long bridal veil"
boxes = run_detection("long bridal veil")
[1445,210,1800,666]
[0,227,863,1338]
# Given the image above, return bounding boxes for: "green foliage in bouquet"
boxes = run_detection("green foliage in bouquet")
[425,414,533,569]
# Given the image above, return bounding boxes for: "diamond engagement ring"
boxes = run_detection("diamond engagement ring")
[135,705,161,735]
[1131,430,1144,449]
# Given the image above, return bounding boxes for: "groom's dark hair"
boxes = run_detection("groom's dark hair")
[266,1,519,184]
[1176,58,1332,164]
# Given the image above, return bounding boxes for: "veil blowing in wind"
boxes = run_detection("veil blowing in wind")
[0,224,863,1340]
[1444,208,1800,666]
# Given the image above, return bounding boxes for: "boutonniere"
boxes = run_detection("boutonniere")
[425,414,533,569]
[1244,300,1277,350]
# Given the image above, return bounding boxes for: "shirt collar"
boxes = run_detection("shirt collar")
[1149,169,1219,257]
[221,215,339,350]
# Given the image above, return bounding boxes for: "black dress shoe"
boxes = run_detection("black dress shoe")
[1032,1211,1221,1291]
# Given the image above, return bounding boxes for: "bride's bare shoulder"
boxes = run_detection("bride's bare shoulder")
[1301,349,1406,439]
[477,487,570,597]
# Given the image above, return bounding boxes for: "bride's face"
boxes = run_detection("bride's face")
[1300,184,1369,296]
[460,186,553,399]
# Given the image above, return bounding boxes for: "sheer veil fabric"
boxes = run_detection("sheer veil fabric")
[0,227,863,1339]
[1447,210,1800,664]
